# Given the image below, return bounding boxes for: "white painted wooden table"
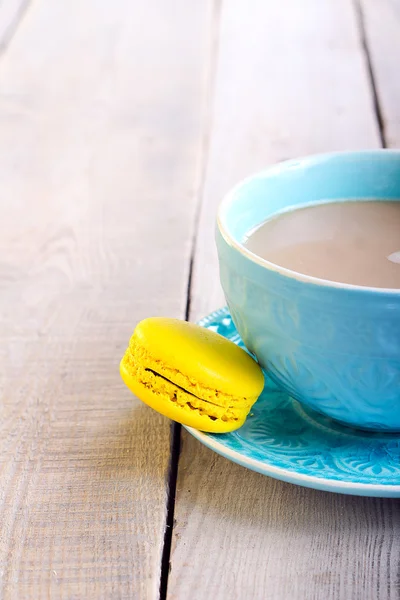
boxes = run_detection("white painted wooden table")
[0,1,399,599]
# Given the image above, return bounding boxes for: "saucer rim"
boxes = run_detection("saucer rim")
[184,425,400,497]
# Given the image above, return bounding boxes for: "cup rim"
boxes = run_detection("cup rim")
[217,149,400,295]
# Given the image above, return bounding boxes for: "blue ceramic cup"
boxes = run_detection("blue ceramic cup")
[216,150,400,431]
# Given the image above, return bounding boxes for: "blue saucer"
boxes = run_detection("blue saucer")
[185,308,400,497]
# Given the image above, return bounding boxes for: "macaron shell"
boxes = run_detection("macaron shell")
[120,359,247,433]
[133,317,264,399]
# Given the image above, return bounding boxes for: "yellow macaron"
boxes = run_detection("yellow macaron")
[120,317,264,433]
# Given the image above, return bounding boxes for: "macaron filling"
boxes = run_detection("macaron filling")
[145,368,220,406]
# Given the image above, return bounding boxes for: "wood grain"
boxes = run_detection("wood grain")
[360,0,400,146]
[0,0,209,598]
[168,1,400,599]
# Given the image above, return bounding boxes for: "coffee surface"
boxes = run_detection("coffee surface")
[243,201,400,288]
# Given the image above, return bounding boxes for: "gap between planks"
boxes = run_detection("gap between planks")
[353,0,386,147]
[158,1,222,597]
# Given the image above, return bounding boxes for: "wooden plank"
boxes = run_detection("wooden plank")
[0,1,209,598]
[168,1,399,599]
[360,0,400,146]
[189,0,381,322]
[172,449,400,600]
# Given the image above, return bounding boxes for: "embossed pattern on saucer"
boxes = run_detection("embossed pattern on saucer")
[185,308,400,497]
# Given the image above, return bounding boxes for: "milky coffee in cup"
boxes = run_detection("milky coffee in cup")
[243,201,400,288]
